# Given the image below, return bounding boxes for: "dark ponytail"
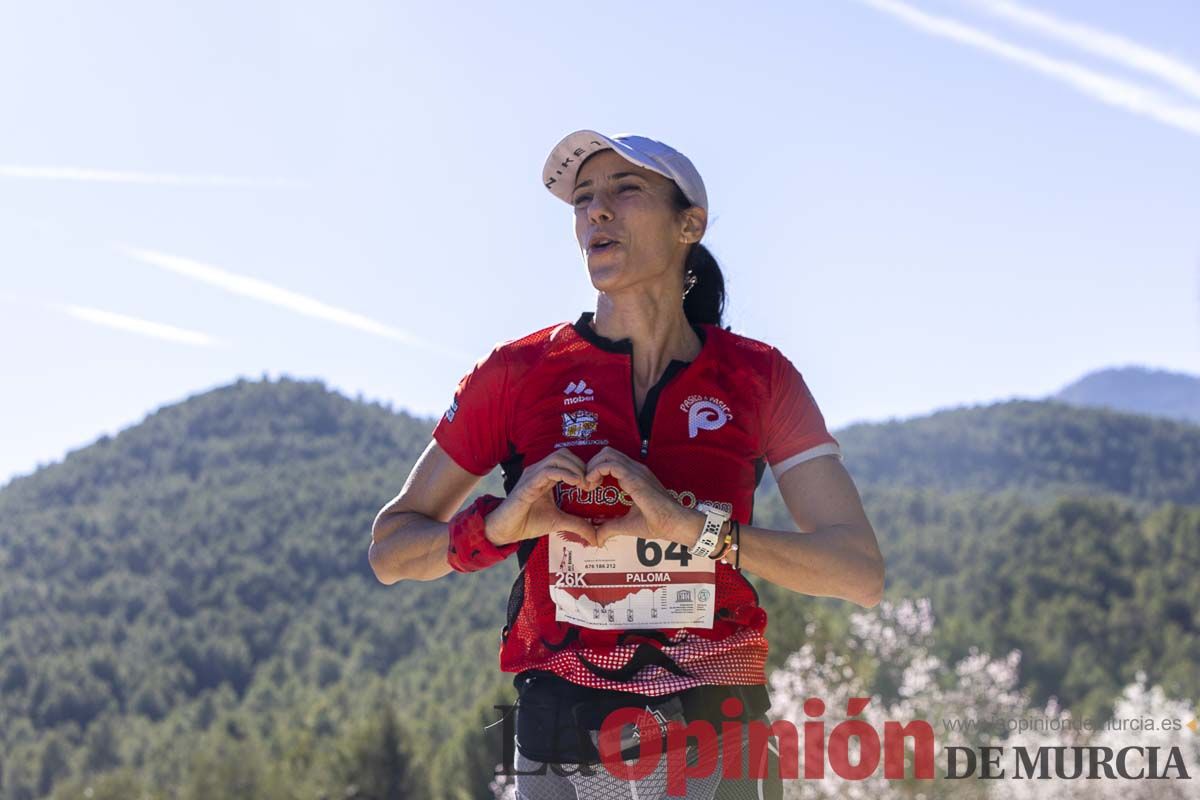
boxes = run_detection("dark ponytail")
[673,185,726,327]
[682,244,725,326]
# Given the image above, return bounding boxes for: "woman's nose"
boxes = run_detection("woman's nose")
[587,192,614,223]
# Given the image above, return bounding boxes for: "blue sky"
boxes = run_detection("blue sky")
[1,0,1198,486]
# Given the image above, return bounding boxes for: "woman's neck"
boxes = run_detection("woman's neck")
[592,292,702,388]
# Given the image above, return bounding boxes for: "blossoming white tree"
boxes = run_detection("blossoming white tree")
[769,599,1198,799]
[771,598,1030,798]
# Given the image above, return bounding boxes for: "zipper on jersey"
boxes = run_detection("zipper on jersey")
[568,312,702,461]
[630,357,688,461]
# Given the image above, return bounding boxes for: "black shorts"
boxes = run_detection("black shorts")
[507,671,784,800]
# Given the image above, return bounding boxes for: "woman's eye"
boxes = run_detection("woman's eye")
[572,194,592,206]
[617,184,638,193]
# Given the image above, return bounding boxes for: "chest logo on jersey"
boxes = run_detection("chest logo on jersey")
[562,379,596,405]
[681,395,733,438]
[561,409,599,440]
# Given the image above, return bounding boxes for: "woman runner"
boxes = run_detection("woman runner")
[370,130,886,799]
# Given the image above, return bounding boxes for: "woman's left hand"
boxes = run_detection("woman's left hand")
[583,447,700,548]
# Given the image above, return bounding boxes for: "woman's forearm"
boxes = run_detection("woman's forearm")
[663,512,884,607]
[369,511,453,583]
[733,522,884,607]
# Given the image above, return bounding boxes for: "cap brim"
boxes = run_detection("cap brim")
[542,129,677,204]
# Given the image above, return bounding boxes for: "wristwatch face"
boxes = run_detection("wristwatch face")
[692,504,728,557]
[697,502,731,521]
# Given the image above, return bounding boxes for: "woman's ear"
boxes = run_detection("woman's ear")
[680,207,707,244]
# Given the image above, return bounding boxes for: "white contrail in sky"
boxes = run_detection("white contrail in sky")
[0,165,299,188]
[969,0,1200,101]
[855,0,1200,137]
[52,303,220,347]
[119,245,462,357]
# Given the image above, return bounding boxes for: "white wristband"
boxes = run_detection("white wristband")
[690,503,731,558]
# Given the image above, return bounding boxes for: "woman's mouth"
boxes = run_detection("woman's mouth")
[589,239,619,254]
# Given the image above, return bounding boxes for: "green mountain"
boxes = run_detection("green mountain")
[828,398,1200,507]
[0,378,516,800]
[1053,365,1200,425]
[1,378,1196,799]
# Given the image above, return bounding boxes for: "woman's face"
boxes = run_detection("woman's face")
[571,149,705,293]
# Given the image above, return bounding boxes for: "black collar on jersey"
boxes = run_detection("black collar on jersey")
[572,311,708,358]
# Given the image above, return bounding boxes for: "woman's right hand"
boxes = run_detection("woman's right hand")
[485,450,599,546]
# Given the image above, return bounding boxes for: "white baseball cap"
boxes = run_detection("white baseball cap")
[542,130,708,212]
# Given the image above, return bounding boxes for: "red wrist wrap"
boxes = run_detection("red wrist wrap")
[447,494,517,573]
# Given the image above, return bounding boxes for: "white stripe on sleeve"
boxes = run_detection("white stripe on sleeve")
[770,442,843,483]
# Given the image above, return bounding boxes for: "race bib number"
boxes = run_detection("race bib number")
[547,532,716,630]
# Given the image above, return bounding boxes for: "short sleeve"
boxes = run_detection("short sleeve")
[432,345,511,476]
[763,349,842,482]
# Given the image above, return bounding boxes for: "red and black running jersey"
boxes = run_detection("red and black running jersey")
[432,312,842,696]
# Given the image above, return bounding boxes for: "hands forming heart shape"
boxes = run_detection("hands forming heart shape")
[484,446,700,550]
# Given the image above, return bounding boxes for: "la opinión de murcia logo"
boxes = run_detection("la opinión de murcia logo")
[490,696,1193,796]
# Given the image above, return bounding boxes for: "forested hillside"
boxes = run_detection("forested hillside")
[830,398,1200,506]
[1,377,1196,799]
